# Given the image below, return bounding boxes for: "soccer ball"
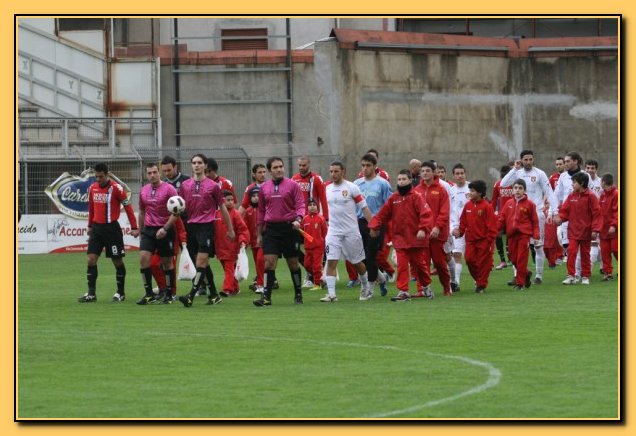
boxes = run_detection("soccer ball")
[167,195,186,215]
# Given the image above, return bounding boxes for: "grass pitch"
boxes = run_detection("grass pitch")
[17,250,619,419]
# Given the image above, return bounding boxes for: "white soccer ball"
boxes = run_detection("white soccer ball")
[167,195,186,215]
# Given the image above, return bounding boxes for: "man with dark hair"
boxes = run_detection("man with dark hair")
[78,163,139,303]
[356,149,391,182]
[500,150,558,285]
[320,160,373,302]
[177,154,235,307]
[136,163,179,305]
[239,163,267,217]
[253,157,306,306]
[549,157,565,190]
[205,157,236,200]
[354,153,393,298]
[449,163,470,291]
[161,155,191,191]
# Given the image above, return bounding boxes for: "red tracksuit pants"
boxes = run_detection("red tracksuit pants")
[346,260,357,280]
[150,253,177,295]
[508,234,531,286]
[465,239,494,288]
[567,239,592,278]
[423,239,451,293]
[396,247,430,292]
[220,259,239,294]
[376,243,395,276]
[304,246,324,285]
[600,238,618,275]
[251,246,264,286]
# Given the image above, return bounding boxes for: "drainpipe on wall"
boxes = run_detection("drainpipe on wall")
[173,18,181,154]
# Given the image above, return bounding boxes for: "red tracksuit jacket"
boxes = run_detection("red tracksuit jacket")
[243,205,259,248]
[457,198,498,242]
[559,189,602,241]
[599,186,618,240]
[497,195,540,240]
[369,189,433,249]
[413,177,450,241]
[292,172,329,220]
[491,180,514,213]
[214,208,250,260]
[302,212,327,250]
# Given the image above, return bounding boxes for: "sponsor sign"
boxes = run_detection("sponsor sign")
[17,214,139,254]
[44,169,131,220]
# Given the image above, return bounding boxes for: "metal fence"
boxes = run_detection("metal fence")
[17,147,341,215]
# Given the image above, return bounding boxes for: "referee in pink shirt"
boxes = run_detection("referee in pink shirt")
[254,157,306,306]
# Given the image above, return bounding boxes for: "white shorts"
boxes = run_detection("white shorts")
[533,211,546,247]
[325,232,366,264]
[561,221,570,246]
[452,235,465,255]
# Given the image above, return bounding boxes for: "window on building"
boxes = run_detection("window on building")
[221,28,268,50]
[58,18,105,32]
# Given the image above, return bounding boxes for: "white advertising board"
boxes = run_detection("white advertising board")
[17,214,140,255]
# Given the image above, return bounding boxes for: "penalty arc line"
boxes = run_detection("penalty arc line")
[156,332,502,418]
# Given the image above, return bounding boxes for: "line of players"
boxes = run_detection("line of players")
[78,148,618,304]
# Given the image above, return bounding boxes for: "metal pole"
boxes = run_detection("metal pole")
[286,18,293,171]
[23,161,28,214]
[173,18,182,151]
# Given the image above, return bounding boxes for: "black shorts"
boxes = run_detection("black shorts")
[262,222,300,259]
[187,222,216,257]
[140,226,175,257]
[87,222,125,258]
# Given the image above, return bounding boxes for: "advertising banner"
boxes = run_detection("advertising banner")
[17,214,140,254]
[44,169,131,220]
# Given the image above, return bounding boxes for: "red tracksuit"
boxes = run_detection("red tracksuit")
[498,195,540,287]
[599,186,618,275]
[150,216,187,295]
[369,188,433,292]
[457,198,498,288]
[302,212,328,285]
[291,172,329,220]
[559,188,602,278]
[543,208,561,267]
[243,205,264,286]
[414,177,451,294]
[214,208,250,295]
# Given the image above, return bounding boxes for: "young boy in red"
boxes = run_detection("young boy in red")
[369,170,433,301]
[243,186,266,293]
[599,173,618,281]
[452,180,498,293]
[559,172,602,285]
[497,179,540,290]
[150,215,187,301]
[215,190,250,296]
[302,199,328,291]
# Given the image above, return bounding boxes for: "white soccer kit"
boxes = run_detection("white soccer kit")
[450,182,470,254]
[325,180,367,264]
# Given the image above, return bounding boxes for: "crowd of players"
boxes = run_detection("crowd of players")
[77,148,619,306]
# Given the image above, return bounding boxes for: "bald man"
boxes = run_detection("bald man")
[409,159,422,187]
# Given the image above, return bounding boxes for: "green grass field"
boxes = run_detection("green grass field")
[17,250,619,419]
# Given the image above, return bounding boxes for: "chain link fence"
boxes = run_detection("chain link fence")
[18,145,341,215]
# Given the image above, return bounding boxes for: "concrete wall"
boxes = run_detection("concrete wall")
[160,41,618,186]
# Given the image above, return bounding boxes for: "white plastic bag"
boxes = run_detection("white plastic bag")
[390,246,398,267]
[177,246,196,281]
[234,246,249,281]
